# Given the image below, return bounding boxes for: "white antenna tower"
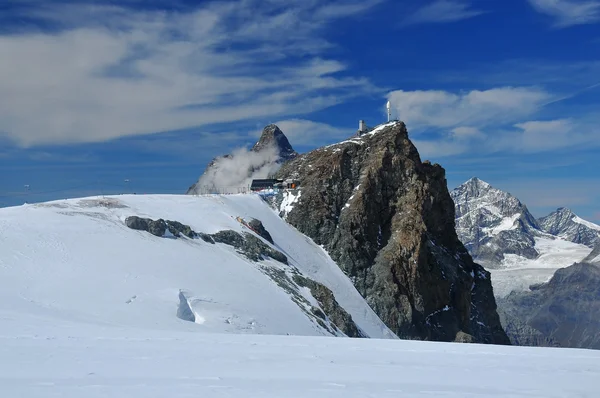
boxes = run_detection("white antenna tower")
[386,100,391,122]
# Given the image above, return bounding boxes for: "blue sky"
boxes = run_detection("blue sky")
[0,0,599,221]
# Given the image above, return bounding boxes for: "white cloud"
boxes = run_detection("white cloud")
[493,119,597,152]
[403,1,485,25]
[450,126,484,140]
[412,139,469,158]
[528,0,600,27]
[0,0,381,147]
[386,86,599,156]
[387,87,552,130]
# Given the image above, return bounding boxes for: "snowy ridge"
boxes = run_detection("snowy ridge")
[574,215,600,231]
[538,207,600,248]
[325,121,400,148]
[0,194,394,339]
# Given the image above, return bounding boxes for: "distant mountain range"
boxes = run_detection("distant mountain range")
[452,177,600,349]
[451,177,599,270]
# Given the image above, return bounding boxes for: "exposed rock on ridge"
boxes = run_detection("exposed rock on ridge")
[451,178,541,268]
[274,122,509,344]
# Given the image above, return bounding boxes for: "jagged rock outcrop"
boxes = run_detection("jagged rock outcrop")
[450,178,541,268]
[125,216,195,238]
[125,216,287,264]
[273,121,509,344]
[498,262,600,349]
[212,230,288,264]
[187,124,298,194]
[538,207,600,248]
[247,218,274,244]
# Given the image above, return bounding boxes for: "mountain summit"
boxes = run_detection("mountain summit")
[272,121,509,344]
[451,177,541,268]
[538,207,600,248]
[251,124,298,161]
[187,124,298,194]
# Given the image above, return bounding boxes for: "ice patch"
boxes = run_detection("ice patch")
[280,190,301,217]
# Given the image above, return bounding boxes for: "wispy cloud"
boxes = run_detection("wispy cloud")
[387,86,599,157]
[387,87,552,129]
[402,0,485,26]
[0,0,381,147]
[528,0,600,27]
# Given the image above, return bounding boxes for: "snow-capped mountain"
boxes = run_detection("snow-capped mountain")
[451,177,541,268]
[538,207,600,248]
[0,194,394,339]
[451,178,592,297]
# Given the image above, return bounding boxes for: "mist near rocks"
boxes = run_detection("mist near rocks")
[191,145,281,194]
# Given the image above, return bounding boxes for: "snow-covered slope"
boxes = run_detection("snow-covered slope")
[2,325,599,398]
[451,178,592,297]
[538,207,600,247]
[0,194,394,339]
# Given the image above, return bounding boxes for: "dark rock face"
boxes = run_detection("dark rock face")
[293,274,365,338]
[212,230,288,264]
[248,218,274,244]
[252,124,298,161]
[538,207,600,248]
[451,178,541,268]
[125,216,195,238]
[498,262,600,349]
[274,122,509,344]
[125,216,167,237]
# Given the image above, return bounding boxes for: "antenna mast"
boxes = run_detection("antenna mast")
[386,100,391,122]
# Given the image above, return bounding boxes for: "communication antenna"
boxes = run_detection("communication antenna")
[386,100,391,122]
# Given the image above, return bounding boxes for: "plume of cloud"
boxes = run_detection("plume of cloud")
[191,145,282,194]
[528,0,600,27]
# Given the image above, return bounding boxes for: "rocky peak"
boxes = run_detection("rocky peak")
[451,178,541,267]
[186,124,297,194]
[538,207,600,248]
[252,124,298,161]
[273,121,509,345]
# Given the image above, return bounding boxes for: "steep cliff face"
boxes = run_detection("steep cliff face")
[274,122,509,344]
[498,262,600,349]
